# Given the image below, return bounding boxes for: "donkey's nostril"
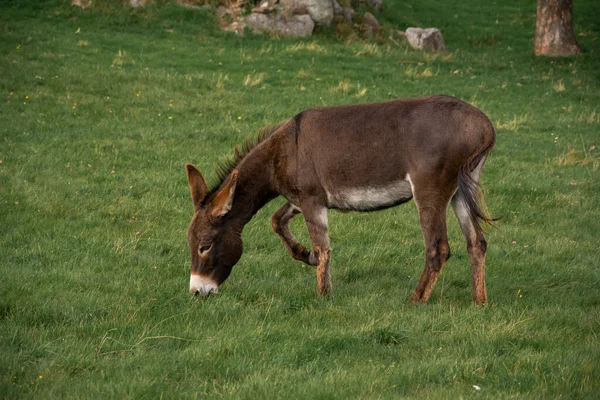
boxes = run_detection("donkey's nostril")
[190,274,219,297]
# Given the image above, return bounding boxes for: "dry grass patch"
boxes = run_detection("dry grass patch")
[111,49,133,68]
[216,72,229,89]
[541,68,554,81]
[354,86,368,98]
[404,66,436,79]
[555,145,599,171]
[296,69,312,79]
[329,80,368,98]
[286,41,327,54]
[495,113,531,133]
[553,79,566,92]
[353,43,382,56]
[423,52,454,63]
[258,44,273,55]
[558,108,598,125]
[244,72,265,87]
[330,80,351,95]
[577,109,598,124]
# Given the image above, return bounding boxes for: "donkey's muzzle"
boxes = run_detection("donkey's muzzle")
[190,274,219,297]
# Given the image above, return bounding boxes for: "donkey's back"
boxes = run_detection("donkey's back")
[280,95,495,213]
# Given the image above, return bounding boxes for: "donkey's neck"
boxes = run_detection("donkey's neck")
[226,139,278,228]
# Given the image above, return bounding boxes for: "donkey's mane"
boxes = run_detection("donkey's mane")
[208,122,283,194]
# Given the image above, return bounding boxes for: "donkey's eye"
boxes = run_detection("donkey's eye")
[199,243,213,256]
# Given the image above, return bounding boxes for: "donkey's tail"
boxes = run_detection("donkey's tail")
[456,134,501,235]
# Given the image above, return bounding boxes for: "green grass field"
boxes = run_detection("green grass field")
[1,0,599,397]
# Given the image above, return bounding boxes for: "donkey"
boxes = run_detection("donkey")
[186,95,496,304]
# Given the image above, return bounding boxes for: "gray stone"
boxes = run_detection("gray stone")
[358,12,380,37]
[342,7,356,22]
[361,12,379,29]
[252,1,277,14]
[129,0,147,8]
[216,6,229,19]
[282,0,334,26]
[333,0,343,14]
[368,0,382,13]
[245,13,315,37]
[405,27,447,52]
[333,0,355,23]
[223,21,246,35]
[71,0,92,9]
[177,0,212,10]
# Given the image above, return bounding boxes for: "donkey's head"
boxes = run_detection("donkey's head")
[185,163,243,296]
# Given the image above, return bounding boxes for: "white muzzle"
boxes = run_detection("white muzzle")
[190,274,219,296]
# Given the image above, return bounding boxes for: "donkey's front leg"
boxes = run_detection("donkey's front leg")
[300,201,332,295]
[271,202,314,265]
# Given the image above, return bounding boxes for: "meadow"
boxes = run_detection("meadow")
[1,0,599,397]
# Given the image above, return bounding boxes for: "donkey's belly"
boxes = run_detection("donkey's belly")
[325,177,413,211]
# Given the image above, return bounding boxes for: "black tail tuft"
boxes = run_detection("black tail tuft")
[457,139,502,235]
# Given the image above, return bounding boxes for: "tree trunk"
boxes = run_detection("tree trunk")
[535,0,582,56]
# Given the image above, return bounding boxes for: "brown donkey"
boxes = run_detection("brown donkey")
[186,95,496,304]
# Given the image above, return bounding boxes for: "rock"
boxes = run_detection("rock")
[358,11,380,37]
[223,21,246,35]
[281,0,334,26]
[71,0,92,9]
[405,27,447,52]
[342,7,356,22]
[368,0,382,13]
[361,12,379,29]
[358,25,373,38]
[177,0,212,10]
[333,0,342,14]
[245,13,315,37]
[333,0,355,23]
[291,4,310,15]
[129,0,147,8]
[216,6,229,19]
[252,0,277,14]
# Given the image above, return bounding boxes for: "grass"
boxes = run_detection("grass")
[1,0,599,397]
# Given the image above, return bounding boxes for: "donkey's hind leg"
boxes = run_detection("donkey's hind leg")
[271,202,313,265]
[409,184,454,303]
[451,192,488,304]
[451,156,488,304]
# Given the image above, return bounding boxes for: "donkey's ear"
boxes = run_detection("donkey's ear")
[185,163,208,211]
[210,170,238,217]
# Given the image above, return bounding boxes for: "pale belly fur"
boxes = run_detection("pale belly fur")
[325,175,414,211]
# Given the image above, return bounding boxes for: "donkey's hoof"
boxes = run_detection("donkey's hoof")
[472,297,488,306]
[308,252,319,266]
[317,287,333,297]
[409,293,426,304]
[296,248,312,265]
